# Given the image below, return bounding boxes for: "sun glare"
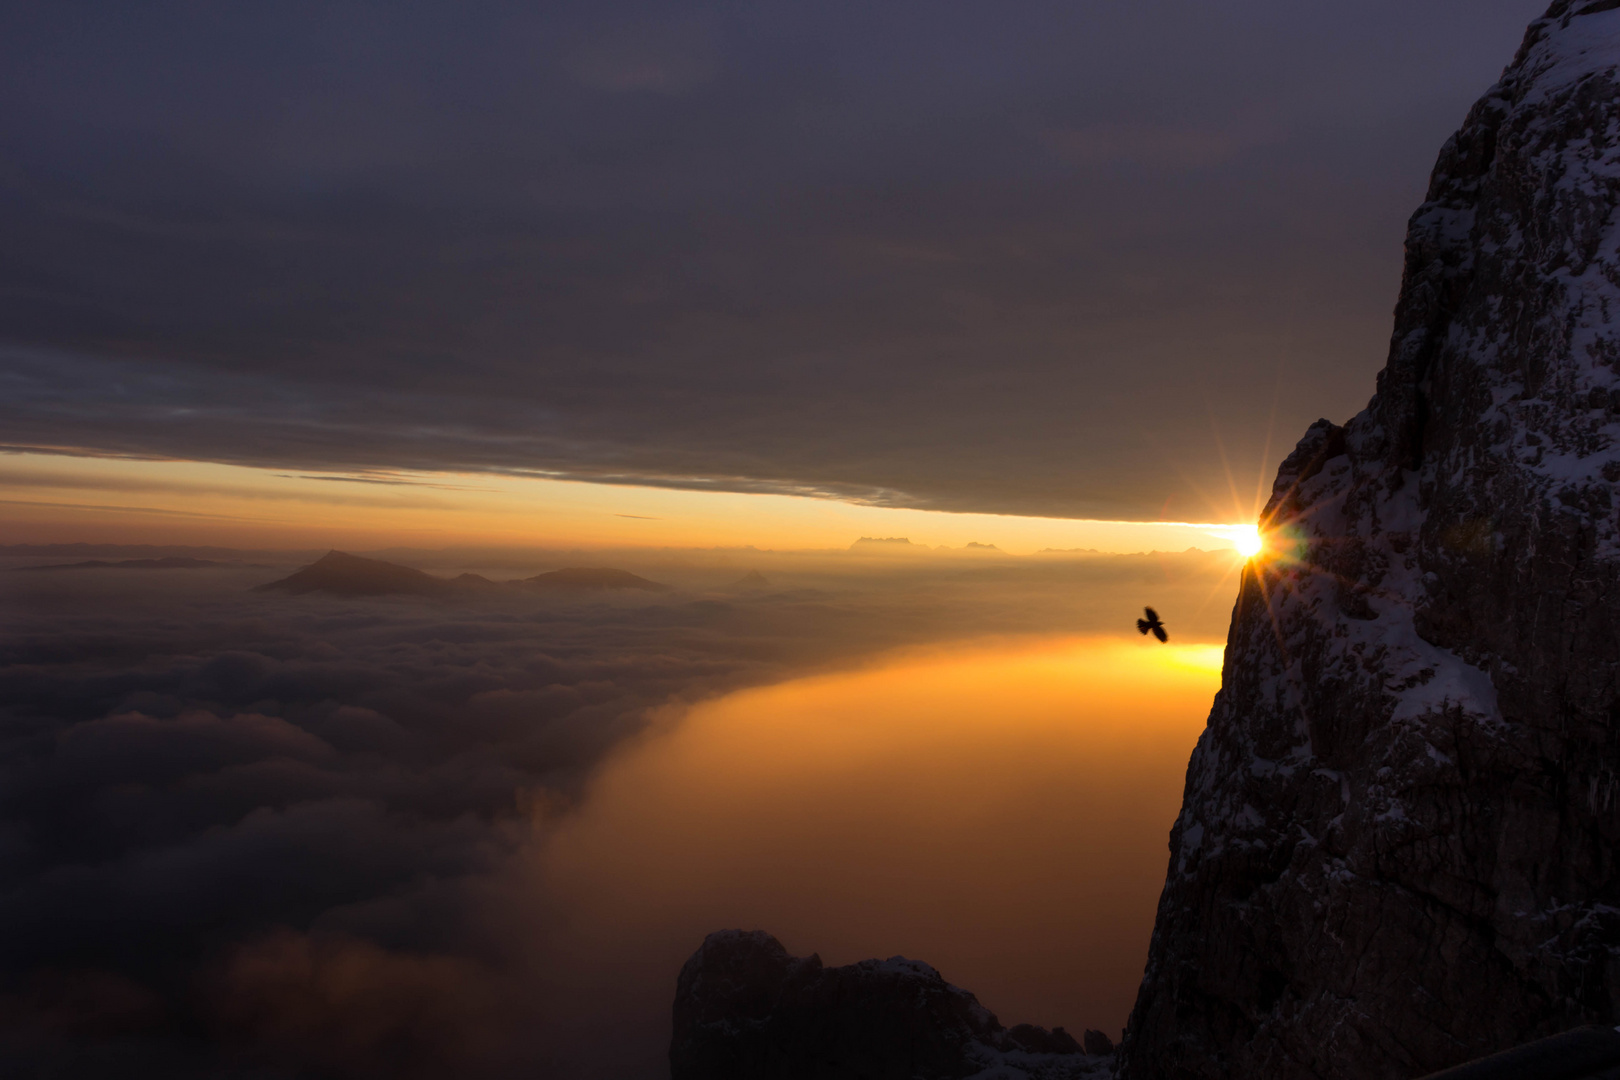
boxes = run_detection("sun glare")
[540,635,1221,1037]
[1234,526,1263,559]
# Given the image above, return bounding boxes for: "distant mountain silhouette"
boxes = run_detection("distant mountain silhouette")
[253,551,454,596]
[0,542,301,560]
[13,557,234,572]
[451,571,505,593]
[253,552,672,597]
[725,569,771,591]
[849,537,929,555]
[521,567,671,592]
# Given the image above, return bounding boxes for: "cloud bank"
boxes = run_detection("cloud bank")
[0,1,1539,518]
[0,547,1237,1076]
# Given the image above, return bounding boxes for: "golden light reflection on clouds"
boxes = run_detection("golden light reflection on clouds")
[0,451,1261,555]
[531,634,1221,1041]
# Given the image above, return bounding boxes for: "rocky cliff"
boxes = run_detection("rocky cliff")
[671,931,1112,1080]
[1122,3,1620,1077]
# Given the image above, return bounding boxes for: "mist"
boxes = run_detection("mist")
[0,544,1237,1076]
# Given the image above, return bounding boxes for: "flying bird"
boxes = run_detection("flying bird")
[1137,607,1168,643]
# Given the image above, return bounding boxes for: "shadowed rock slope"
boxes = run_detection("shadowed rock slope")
[1123,4,1620,1077]
[671,931,1112,1080]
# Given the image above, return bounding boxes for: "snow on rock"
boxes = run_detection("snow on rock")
[1121,4,1620,1078]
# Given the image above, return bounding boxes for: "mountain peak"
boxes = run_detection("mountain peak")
[1123,7,1620,1077]
[253,555,673,597]
[521,567,671,592]
[253,551,451,596]
[726,569,771,590]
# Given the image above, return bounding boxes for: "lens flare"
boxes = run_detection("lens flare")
[1233,525,1263,558]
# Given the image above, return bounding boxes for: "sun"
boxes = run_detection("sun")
[1233,525,1264,558]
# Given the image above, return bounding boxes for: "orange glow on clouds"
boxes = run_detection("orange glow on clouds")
[0,451,1261,554]
[529,634,1222,1042]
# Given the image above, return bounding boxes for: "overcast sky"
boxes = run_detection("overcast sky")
[0,7,1577,1074]
[0,1,1543,521]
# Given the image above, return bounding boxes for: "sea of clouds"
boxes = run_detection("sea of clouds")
[0,545,1236,1077]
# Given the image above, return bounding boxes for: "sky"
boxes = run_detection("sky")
[0,2,1559,1077]
[0,449,1260,554]
[0,0,1542,542]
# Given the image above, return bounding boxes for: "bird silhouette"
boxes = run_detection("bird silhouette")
[1137,606,1168,643]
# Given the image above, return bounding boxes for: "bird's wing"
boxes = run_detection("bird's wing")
[1153,626,1168,643]
[1136,619,1150,634]
[1144,606,1159,622]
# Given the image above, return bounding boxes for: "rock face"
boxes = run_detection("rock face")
[671,931,1110,1080]
[1122,4,1620,1078]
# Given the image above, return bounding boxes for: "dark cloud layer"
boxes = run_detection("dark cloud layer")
[0,1,1540,517]
[0,549,1236,1077]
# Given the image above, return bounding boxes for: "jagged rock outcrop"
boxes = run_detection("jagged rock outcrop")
[1123,4,1620,1078]
[671,931,1111,1080]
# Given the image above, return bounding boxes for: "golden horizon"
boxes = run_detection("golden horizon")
[0,451,1264,557]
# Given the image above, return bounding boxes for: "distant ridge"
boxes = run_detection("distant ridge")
[252,551,671,597]
[725,569,771,591]
[849,537,927,554]
[0,543,311,560]
[13,557,238,572]
[253,551,453,596]
[522,567,670,592]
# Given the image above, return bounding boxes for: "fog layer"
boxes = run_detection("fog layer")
[0,548,1234,1076]
[525,636,1219,1075]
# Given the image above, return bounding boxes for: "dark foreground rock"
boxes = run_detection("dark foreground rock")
[671,931,1111,1080]
[1417,1026,1620,1080]
[1124,3,1620,1078]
